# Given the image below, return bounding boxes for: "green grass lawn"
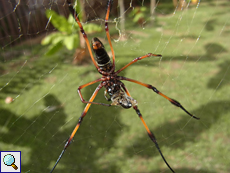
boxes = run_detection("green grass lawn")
[1,1,230,173]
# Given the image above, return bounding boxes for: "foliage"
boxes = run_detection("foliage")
[129,6,147,24]
[41,9,102,56]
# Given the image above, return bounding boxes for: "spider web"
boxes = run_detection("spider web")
[1,0,230,172]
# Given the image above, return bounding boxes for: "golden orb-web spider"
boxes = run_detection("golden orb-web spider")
[50,0,200,172]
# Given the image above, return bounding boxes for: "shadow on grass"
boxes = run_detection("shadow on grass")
[0,94,67,172]
[1,93,224,172]
[205,19,217,31]
[122,100,229,172]
[207,60,230,89]
[204,43,229,89]
[139,168,216,173]
[0,45,69,100]
[53,82,127,173]
[114,42,226,70]
[114,42,228,91]
[0,60,58,98]
[0,91,126,172]
[1,65,225,172]
[2,69,130,173]
[204,43,227,55]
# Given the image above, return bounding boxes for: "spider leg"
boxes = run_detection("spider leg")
[120,82,131,96]
[105,0,116,72]
[118,76,200,119]
[120,84,174,172]
[67,1,101,72]
[50,84,102,173]
[104,89,111,101]
[78,79,111,106]
[116,53,161,75]
[133,105,175,173]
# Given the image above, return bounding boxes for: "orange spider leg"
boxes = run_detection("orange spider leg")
[120,82,131,97]
[50,83,103,172]
[120,83,175,172]
[133,105,175,173]
[78,78,111,106]
[119,76,200,120]
[68,2,100,71]
[116,53,161,74]
[105,0,116,72]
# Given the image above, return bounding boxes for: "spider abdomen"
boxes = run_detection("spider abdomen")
[91,37,112,72]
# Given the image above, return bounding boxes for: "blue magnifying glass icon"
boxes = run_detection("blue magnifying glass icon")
[3,154,18,170]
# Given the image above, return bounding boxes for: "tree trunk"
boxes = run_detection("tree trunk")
[79,0,85,49]
[150,0,156,23]
[119,0,125,33]
[173,0,178,7]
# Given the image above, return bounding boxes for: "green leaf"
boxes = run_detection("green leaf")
[67,15,80,31]
[41,33,55,45]
[51,33,65,44]
[45,41,63,56]
[140,6,147,12]
[43,3,102,56]
[41,32,62,45]
[63,34,79,50]
[46,9,73,34]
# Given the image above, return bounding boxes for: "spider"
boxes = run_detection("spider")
[50,0,200,172]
